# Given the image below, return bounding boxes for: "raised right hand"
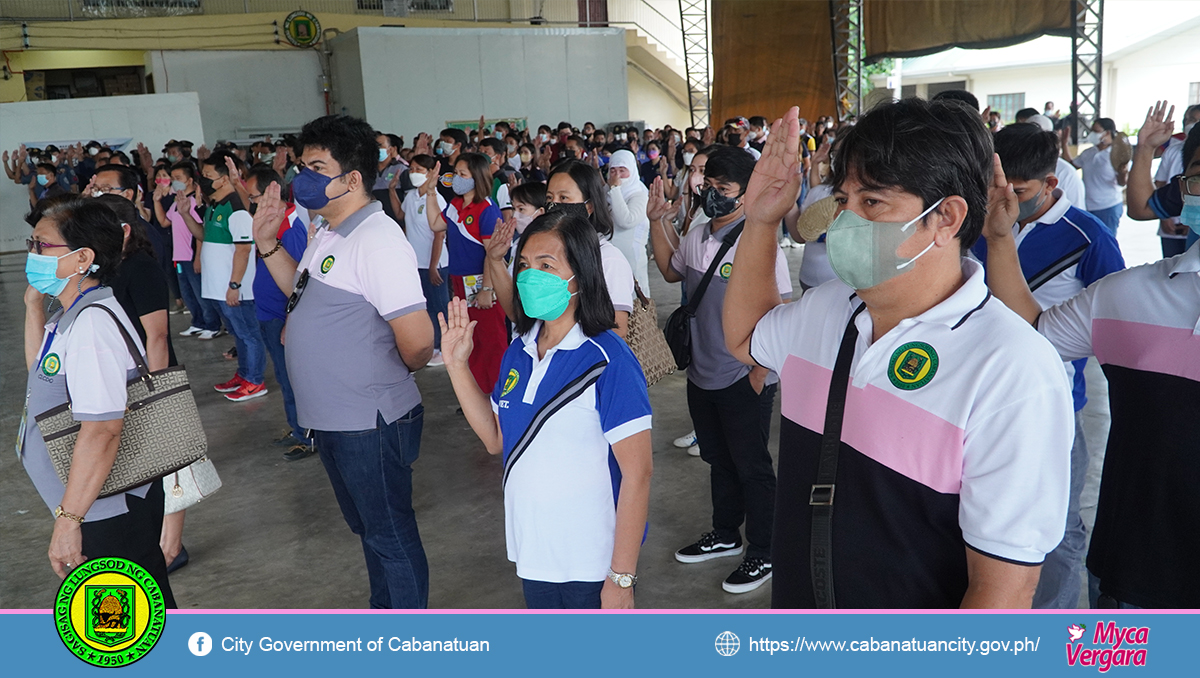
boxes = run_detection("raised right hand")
[252,182,287,246]
[742,107,803,228]
[438,297,477,370]
[1137,100,1176,150]
[983,153,1019,241]
[646,176,674,222]
[487,217,516,262]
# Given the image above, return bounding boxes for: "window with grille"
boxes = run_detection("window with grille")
[987,93,1026,123]
[357,0,384,9]
[410,0,453,10]
[1190,82,1200,106]
[82,0,200,8]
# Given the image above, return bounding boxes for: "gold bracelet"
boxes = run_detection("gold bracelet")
[54,505,84,523]
[257,239,283,259]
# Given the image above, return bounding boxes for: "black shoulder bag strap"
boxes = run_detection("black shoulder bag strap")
[682,222,744,317]
[501,359,608,490]
[61,302,155,409]
[810,302,866,608]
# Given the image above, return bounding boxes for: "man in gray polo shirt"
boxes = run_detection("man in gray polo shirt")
[647,146,793,594]
[253,114,434,609]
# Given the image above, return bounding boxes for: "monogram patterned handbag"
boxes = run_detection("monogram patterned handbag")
[626,280,676,387]
[36,304,208,499]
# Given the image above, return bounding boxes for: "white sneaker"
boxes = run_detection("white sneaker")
[179,326,202,337]
[428,350,444,367]
[688,444,701,457]
[673,430,697,448]
[196,329,219,340]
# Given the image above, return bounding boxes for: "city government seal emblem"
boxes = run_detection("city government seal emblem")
[888,341,938,390]
[320,255,336,274]
[55,557,166,668]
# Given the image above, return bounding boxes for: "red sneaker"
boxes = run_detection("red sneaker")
[213,374,245,393]
[225,382,269,402]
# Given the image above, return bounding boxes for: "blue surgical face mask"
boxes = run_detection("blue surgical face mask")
[26,248,85,297]
[517,269,576,321]
[451,175,475,196]
[1181,193,1200,236]
[291,168,349,210]
[378,148,389,162]
[36,174,50,186]
[171,180,187,192]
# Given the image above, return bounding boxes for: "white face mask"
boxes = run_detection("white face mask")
[409,172,427,188]
[1185,122,1196,136]
[507,154,522,171]
[683,152,696,166]
[1085,131,1104,145]
[88,147,100,156]
[746,131,757,141]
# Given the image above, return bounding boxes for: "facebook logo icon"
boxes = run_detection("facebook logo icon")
[188,632,213,657]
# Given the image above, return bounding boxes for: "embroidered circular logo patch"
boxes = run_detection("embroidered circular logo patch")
[42,353,61,376]
[464,215,475,226]
[501,368,520,397]
[320,255,335,274]
[889,342,938,390]
[719,262,733,280]
[55,557,166,668]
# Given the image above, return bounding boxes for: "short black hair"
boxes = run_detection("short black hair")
[439,128,469,150]
[478,137,505,156]
[94,164,141,193]
[510,181,547,210]
[1183,122,1200,176]
[26,193,75,227]
[409,153,437,172]
[247,166,284,194]
[749,115,768,128]
[703,145,756,191]
[298,114,379,190]
[200,151,241,178]
[170,161,196,180]
[94,194,154,259]
[512,210,615,337]
[386,133,403,150]
[41,198,125,285]
[1094,117,1118,135]
[832,97,993,253]
[547,159,616,239]
[931,89,980,112]
[36,162,57,174]
[1014,107,1039,122]
[557,121,572,132]
[993,123,1058,181]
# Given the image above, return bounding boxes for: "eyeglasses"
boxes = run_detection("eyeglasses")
[286,269,309,314]
[26,238,70,255]
[1180,174,1200,198]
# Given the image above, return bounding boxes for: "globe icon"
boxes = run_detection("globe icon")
[715,631,740,657]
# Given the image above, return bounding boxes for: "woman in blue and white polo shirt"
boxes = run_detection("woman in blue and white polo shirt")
[441,211,653,609]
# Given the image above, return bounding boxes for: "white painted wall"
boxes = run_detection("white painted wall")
[0,92,204,252]
[1107,27,1200,131]
[331,27,629,139]
[627,64,689,129]
[147,50,326,144]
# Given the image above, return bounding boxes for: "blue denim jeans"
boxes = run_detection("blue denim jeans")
[313,408,429,609]
[419,267,450,350]
[217,300,266,385]
[176,263,222,331]
[1089,204,1123,236]
[521,579,604,609]
[1033,411,1089,608]
[260,317,304,442]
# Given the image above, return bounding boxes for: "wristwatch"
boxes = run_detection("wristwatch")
[228,281,242,290]
[607,568,637,589]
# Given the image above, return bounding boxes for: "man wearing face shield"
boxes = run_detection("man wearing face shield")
[724,100,1074,609]
[970,123,1125,609]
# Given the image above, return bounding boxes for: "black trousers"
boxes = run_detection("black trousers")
[80,481,177,608]
[688,375,778,560]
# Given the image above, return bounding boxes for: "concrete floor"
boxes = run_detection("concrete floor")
[3,214,1160,609]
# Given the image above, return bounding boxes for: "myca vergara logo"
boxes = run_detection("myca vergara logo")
[55,557,166,668]
[320,255,335,274]
[1066,621,1148,672]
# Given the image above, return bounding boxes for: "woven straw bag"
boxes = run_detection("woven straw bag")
[626,280,676,387]
[36,304,208,499]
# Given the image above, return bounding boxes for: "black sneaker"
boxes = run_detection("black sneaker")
[675,531,744,564]
[283,444,316,462]
[273,432,301,447]
[722,557,773,593]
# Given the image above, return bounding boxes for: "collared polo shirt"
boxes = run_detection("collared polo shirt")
[286,201,427,432]
[669,217,792,390]
[20,290,150,521]
[751,259,1073,608]
[443,196,501,276]
[199,193,256,301]
[490,323,652,583]
[253,205,309,322]
[971,191,1125,410]
[1037,242,1200,608]
[1073,146,1124,211]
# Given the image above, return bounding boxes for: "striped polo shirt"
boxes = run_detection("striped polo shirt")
[1038,242,1200,608]
[751,259,1073,608]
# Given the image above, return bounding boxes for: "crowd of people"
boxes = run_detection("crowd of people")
[13,90,1200,610]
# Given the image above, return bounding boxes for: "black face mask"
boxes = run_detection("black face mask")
[701,186,740,219]
[546,201,591,221]
[198,176,216,196]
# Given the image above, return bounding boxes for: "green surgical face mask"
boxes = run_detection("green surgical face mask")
[826,198,944,290]
[516,269,576,321]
